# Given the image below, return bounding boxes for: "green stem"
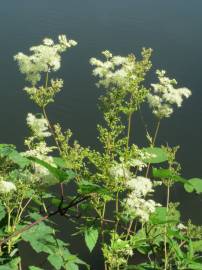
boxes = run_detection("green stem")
[152,120,160,146]
[164,184,170,270]
[145,120,161,177]
[127,112,132,148]
[115,191,119,233]
[125,220,133,240]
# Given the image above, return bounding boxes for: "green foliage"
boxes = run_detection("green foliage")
[0,35,200,270]
[184,178,202,193]
[143,147,168,163]
[28,156,76,184]
[84,227,99,252]
[0,144,30,168]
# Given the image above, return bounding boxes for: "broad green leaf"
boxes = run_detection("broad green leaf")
[78,180,111,199]
[0,144,30,168]
[65,262,79,270]
[152,168,187,184]
[0,144,16,157]
[150,207,180,225]
[187,262,202,270]
[0,257,21,270]
[184,178,202,194]
[48,254,63,270]
[9,150,30,168]
[84,227,98,252]
[53,157,67,168]
[28,156,75,184]
[143,147,168,163]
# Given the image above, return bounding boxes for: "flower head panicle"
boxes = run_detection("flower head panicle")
[90,51,137,89]
[124,176,160,222]
[0,179,16,194]
[147,70,191,118]
[26,113,51,138]
[126,176,153,196]
[43,38,54,46]
[14,34,77,85]
[102,50,113,59]
[23,141,56,182]
[24,141,55,157]
[109,163,131,180]
[128,159,147,171]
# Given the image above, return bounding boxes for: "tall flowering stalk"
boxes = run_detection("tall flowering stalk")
[0,35,202,270]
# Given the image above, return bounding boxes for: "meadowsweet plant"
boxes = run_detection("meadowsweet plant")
[0,35,202,270]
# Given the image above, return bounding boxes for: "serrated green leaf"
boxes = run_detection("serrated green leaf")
[0,257,21,270]
[78,180,111,198]
[84,227,98,252]
[0,144,15,157]
[28,156,75,184]
[0,144,30,168]
[152,168,187,184]
[150,207,180,225]
[48,254,63,270]
[9,151,30,168]
[184,178,202,194]
[65,262,79,270]
[187,262,202,270]
[143,147,168,163]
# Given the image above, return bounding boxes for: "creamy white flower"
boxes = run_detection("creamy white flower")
[102,50,112,58]
[24,141,55,157]
[112,56,126,65]
[90,51,137,90]
[129,159,146,171]
[68,39,78,47]
[43,38,54,46]
[125,195,160,222]
[177,223,187,230]
[126,176,153,197]
[148,70,191,118]
[14,35,77,85]
[0,181,16,193]
[26,113,51,138]
[109,163,131,180]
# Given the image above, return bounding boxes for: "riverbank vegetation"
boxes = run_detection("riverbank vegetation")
[0,35,202,270]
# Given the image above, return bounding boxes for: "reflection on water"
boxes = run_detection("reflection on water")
[0,0,202,268]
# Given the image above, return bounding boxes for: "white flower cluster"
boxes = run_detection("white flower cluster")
[125,176,160,222]
[147,70,191,118]
[0,180,16,194]
[126,176,153,196]
[14,35,77,85]
[24,141,56,182]
[128,159,147,171]
[177,223,187,230]
[27,113,51,138]
[90,50,136,89]
[109,163,131,180]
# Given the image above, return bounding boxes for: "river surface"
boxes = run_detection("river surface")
[0,0,202,268]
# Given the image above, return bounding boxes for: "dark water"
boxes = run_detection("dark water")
[0,0,202,268]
